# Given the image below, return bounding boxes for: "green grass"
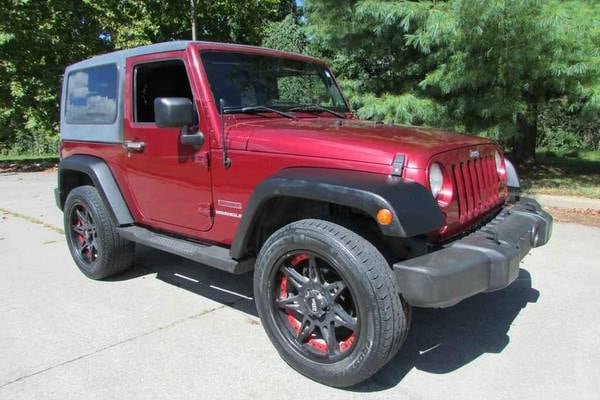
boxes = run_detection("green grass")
[0,153,58,162]
[520,150,600,199]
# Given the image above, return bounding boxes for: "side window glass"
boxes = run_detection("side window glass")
[134,60,193,123]
[66,64,118,124]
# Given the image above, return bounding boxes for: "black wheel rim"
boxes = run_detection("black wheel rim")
[271,251,359,363]
[69,204,99,264]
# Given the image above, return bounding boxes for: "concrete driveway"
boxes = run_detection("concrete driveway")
[1,171,599,400]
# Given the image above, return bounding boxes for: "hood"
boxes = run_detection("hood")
[231,118,495,168]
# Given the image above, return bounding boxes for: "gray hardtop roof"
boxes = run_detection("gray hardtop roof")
[66,40,323,71]
[60,41,325,144]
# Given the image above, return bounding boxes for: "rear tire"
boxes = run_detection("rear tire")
[64,185,135,279]
[254,219,410,387]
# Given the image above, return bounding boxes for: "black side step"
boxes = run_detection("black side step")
[117,226,254,274]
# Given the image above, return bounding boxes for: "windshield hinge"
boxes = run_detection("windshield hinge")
[391,154,406,177]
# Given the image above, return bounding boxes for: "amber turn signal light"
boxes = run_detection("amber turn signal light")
[376,209,393,225]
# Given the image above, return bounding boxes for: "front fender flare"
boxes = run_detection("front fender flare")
[230,168,444,259]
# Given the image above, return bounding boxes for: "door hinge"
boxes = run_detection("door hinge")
[198,202,214,218]
[193,151,210,168]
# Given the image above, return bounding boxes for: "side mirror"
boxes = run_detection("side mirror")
[154,97,194,128]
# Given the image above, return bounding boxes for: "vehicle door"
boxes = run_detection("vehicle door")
[123,52,213,234]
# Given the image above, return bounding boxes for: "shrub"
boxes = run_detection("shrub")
[538,128,585,153]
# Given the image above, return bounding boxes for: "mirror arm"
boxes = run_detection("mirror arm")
[180,124,204,147]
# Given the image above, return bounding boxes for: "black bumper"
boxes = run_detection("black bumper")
[393,198,552,308]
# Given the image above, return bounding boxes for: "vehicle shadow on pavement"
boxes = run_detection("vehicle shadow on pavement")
[111,246,539,391]
[108,245,257,316]
[356,267,540,391]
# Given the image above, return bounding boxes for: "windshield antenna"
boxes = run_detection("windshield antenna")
[219,98,231,169]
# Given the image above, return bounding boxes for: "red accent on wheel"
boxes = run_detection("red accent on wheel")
[290,253,309,266]
[279,252,345,354]
[339,332,356,352]
[309,338,328,352]
[287,313,300,333]
[281,276,288,298]
[76,217,84,244]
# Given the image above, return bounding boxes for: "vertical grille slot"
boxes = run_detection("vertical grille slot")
[451,153,502,223]
[453,164,467,222]
[475,158,486,206]
[461,161,474,218]
[484,156,496,204]
[482,156,492,205]
[468,159,481,216]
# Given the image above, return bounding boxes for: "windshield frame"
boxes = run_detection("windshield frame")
[198,50,351,116]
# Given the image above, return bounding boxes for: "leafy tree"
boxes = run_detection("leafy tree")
[0,0,110,154]
[92,0,295,48]
[305,0,600,162]
[416,0,600,162]
[262,14,306,53]
[304,0,447,125]
[2,0,598,159]
[539,98,600,152]
[0,0,294,155]
[262,15,332,108]
[261,10,449,125]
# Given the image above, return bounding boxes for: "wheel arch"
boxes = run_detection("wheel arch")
[230,168,444,259]
[57,155,134,226]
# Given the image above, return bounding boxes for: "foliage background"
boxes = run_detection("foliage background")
[0,0,295,156]
[296,0,600,161]
[0,0,598,162]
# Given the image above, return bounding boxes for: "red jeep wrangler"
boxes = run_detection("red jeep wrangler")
[55,41,552,387]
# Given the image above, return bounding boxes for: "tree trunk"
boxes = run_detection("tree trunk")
[189,0,197,40]
[514,103,538,165]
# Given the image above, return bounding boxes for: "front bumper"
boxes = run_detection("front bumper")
[393,198,552,308]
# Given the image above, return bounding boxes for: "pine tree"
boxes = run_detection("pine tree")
[305,0,600,162]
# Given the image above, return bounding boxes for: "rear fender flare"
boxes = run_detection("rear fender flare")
[57,155,134,226]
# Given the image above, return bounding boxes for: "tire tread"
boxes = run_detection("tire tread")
[255,218,410,387]
[64,185,134,279]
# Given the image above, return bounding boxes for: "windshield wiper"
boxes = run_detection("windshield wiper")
[289,104,346,119]
[224,105,298,121]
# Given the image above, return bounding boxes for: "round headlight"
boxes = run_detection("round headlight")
[494,150,503,172]
[429,163,443,198]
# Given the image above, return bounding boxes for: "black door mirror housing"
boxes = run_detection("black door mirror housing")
[154,97,204,147]
[154,97,195,128]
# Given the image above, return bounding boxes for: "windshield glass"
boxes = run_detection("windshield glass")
[200,51,349,114]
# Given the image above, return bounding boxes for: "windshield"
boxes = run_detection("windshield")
[200,51,350,114]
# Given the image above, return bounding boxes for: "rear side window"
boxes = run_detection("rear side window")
[66,64,118,124]
[133,60,193,123]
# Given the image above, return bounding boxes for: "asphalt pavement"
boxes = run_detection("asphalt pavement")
[1,171,599,400]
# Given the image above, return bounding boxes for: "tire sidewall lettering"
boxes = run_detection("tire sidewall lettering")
[350,341,372,370]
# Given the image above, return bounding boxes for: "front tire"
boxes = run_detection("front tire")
[64,185,135,279]
[254,219,410,387]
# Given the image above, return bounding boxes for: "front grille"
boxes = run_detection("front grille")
[451,155,501,223]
